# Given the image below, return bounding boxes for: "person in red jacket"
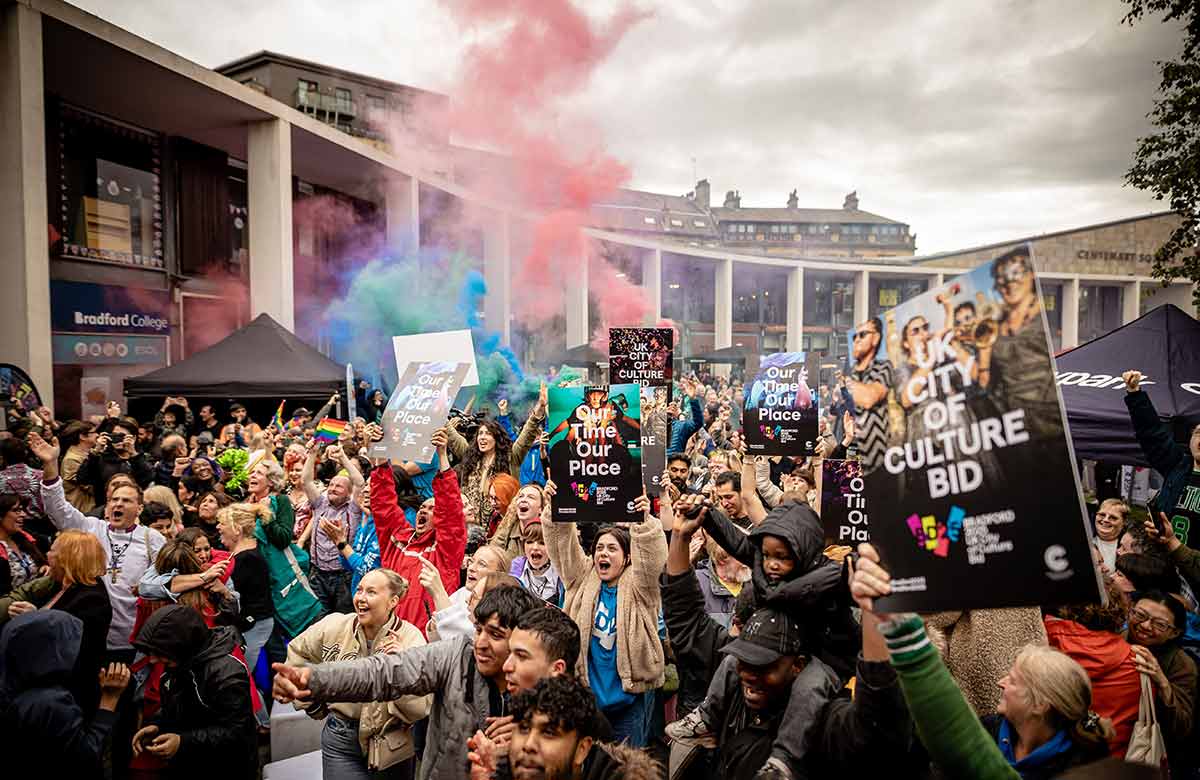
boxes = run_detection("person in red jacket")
[1044,579,1141,758]
[368,425,466,636]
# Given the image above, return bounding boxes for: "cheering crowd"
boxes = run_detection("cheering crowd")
[1,356,1198,780]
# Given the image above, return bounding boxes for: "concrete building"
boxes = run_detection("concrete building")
[215,50,448,153]
[1,0,1194,420]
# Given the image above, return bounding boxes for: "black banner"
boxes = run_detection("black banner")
[742,352,818,455]
[819,459,870,546]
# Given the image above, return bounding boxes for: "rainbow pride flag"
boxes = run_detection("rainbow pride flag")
[271,400,286,430]
[314,417,348,443]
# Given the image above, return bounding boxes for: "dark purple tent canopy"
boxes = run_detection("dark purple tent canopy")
[1056,304,1200,465]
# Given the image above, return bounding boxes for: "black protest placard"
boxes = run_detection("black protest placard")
[368,361,470,465]
[609,328,673,387]
[742,352,818,455]
[857,245,1101,611]
[547,384,642,523]
[819,459,870,546]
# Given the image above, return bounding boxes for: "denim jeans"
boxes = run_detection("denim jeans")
[604,690,655,748]
[321,715,415,780]
[241,616,273,727]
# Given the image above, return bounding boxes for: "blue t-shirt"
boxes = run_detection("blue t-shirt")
[403,460,439,527]
[589,583,635,712]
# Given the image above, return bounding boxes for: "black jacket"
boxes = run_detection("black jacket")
[702,502,861,681]
[133,606,257,780]
[661,568,731,714]
[0,611,118,775]
[77,449,154,505]
[1126,390,1195,518]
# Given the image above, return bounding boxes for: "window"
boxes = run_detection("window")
[335,88,353,113]
[367,95,386,113]
[770,224,780,234]
[298,79,318,94]
[737,224,746,233]
[643,216,657,225]
[1078,285,1123,343]
[693,219,706,227]
[56,104,163,269]
[808,225,818,235]
[670,218,684,228]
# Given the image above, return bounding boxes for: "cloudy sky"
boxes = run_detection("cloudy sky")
[70,0,1183,254]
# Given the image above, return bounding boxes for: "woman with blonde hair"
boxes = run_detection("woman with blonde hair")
[286,568,431,779]
[218,502,276,683]
[0,529,112,714]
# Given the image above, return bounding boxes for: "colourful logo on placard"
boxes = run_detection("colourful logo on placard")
[571,482,598,502]
[906,506,965,558]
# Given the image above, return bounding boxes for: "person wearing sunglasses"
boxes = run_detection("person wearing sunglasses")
[845,317,894,474]
[1127,589,1197,775]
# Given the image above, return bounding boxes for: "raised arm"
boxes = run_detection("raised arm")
[429,429,467,595]
[509,386,547,474]
[700,503,756,567]
[1123,372,1189,476]
[303,637,458,703]
[28,433,94,533]
[627,496,668,596]
[748,457,776,517]
[301,441,322,505]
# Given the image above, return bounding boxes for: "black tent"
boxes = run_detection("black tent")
[1056,304,1200,465]
[124,313,343,400]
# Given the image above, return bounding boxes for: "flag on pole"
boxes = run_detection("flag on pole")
[314,418,348,443]
[271,400,286,431]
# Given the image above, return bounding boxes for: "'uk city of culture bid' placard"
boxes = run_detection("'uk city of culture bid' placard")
[609,328,673,497]
[369,361,470,465]
[742,352,818,455]
[547,384,642,523]
[855,245,1101,611]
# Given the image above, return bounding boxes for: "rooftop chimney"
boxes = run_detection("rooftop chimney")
[843,191,859,211]
[723,189,741,208]
[787,189,798,209]
[693,179,710,209]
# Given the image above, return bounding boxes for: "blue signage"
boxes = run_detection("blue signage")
[52,334,167,366]
[50,280,170,335]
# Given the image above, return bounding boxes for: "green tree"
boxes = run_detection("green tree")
[1123,0,1200,306]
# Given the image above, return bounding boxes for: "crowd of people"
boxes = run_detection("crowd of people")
[1,356,1197,780]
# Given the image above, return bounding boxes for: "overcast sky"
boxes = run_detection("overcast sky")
[70,0,1183,254]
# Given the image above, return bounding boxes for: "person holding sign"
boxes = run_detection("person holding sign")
[540,479,666,748]
[448,384,547,527]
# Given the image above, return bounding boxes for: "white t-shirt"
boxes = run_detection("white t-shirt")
[41,478,166,650]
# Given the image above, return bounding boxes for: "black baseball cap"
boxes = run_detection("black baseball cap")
[229,402,246,413]
[292,407,312,417]
[720,608,806,666]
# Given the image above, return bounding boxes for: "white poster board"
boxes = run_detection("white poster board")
[392,330,479,387]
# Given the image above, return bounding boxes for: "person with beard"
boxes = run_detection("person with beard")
[301,441,364,614]
[30,432,166,661]
[664,453,695,503]
[482,676,661,780]
[153,434,189,488]
[76,417,154,506]
[367,424,466,636]
[542,482,667,748]
[271,584,543,780]
[131,605,257,780]
[492,484,549,561]
[844,317,893,475]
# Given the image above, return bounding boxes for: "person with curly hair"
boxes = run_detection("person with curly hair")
[448,385,547,527]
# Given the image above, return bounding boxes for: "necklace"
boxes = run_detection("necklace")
[105,526,134,583]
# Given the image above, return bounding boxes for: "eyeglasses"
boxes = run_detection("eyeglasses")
[853,329,877,341]
[1130,607,1176,634]
[995,265,1030,287]
[907,323,930,336]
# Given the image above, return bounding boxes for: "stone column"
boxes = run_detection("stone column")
[0,3,52,397]
[565,243,589,348]
[483,210,511,345]
[715,258,733,349]
[786,266,804,352]
[1061,278,1080,349]
[1123,280,1141,324]
[644,247,662,325]
[853,269,870,327]
[247,119,294,330]
[385,174,419,253]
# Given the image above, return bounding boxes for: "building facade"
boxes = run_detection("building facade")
[1,0,1194,421]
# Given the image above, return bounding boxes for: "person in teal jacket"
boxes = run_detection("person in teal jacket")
[244,458,323,670]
